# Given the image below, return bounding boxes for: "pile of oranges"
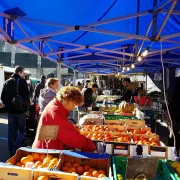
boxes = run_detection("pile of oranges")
[6,153,59,169]
[36,176,61,180]
[128,128,153,135]
[81,125,126,133]
[85,132,131,143]
[132,135,161,146]
[61,161,107,178]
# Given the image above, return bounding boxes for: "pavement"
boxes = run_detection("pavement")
[0,111,9,162]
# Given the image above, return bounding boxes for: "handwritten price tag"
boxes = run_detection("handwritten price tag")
[38,125,59,141]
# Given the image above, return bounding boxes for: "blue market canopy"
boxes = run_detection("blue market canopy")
[0,0,180,74]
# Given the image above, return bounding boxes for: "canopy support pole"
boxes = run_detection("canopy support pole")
[57,61,62,90]
[155,0,177,41]
[152,0,158,39]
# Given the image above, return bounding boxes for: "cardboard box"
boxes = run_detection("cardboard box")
[0,163,32,180]
[58,151,112,180]
[6,147,62,169]
[33,168,78,180]
[125,119,145,127]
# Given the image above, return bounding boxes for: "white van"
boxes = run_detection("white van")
[0,66,30,107]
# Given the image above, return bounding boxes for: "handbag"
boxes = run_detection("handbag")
[12,78,29,112]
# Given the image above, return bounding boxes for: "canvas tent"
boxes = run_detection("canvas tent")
[0,0,179,75]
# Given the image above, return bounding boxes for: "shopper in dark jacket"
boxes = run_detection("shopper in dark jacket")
[1,66,29,156]
[120,78,133,102]
[33,75,46,102]
[83,83,98,108]
[167,76,180,156]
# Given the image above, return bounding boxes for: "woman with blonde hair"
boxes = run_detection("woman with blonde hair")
[33,86,96,151]
[39,78,59,115]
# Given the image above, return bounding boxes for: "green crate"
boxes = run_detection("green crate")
[104,114,136,120]
[112,156,128,180]
[112,157,177,180]
[165,161,180,180]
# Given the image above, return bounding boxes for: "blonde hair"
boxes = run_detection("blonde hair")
[57,86,83,106]
[46,78,59,88]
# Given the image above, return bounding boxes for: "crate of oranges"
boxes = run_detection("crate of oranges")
[127,127,152,135]
[59,150,111,179]
[81,125,127,133]
[5,147,61,170]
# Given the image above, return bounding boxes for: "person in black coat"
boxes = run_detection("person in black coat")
[120,78,133,102]
[1,66,29,156]
[33,75,46,102]
[167,76,180,156]
[83,83,98,108]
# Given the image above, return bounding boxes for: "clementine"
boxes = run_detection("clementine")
[76,166,85,175]
[92,170,99,178]
[32,153,39,161]
[39,154,46,162]
[98,174,107,178]
[21,157,31,165]
[61,165,70,172]
[27,154,34,162]
[83,172,91,176]
[89,168,96,174]
[37,176,48,180]
[72,162,80,168]
[84,165,91,171]
[64,161,72,167]
[15,162,22,166]
[98,169,106,175]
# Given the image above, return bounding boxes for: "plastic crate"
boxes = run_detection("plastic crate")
[112,157,176,180]
[112,156,128,180]
[104,114,135,120]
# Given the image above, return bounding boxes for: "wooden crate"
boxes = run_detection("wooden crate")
[104,119,125,125]
[125,119,145,127]
[127,126,151,135]
[33,169,78,180]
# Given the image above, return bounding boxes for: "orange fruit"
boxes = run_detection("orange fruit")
[76,166,85,175]
[39,154,46,162]
[33,161,42,168]
[83,172,91,177]
[6,162,12,165]
[98,169,106,175]
[37,176,48,180]
[15,162,22,166]
[43,158,51,166]
[64,162,72,167]
[46,154,53,159]
[72,172,77,174]
[84,165,91,171]
[61,165,70,172]
[68,167,76,173]
[21,157,31,165]
[72,162,80,168]
[37,165,45,169]
[89,168,95,174]
[98,174,107,178]
[27,155,34,162]
[92,171,99,178]
[32,153,39,161]
[51,157,59,162]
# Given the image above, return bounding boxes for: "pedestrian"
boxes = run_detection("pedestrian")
[1,66,29,156]
[77,81,83,91]
[39,78,59,115]
[83,83,98,108]
[33,75,46,102]
[82,82,89,95]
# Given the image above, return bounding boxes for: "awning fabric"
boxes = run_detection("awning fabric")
[0,0,180,74]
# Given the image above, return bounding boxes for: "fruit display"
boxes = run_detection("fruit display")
[79,114,103,125]
[61,161,107,178]
[81,125,127,133]
[115,101,136,114]
[170,161,180,176]
[99,105,118,113]
[128,127,152,135]
[83,131,131,143]
[6,153,59,169]
[132,135,161,146]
